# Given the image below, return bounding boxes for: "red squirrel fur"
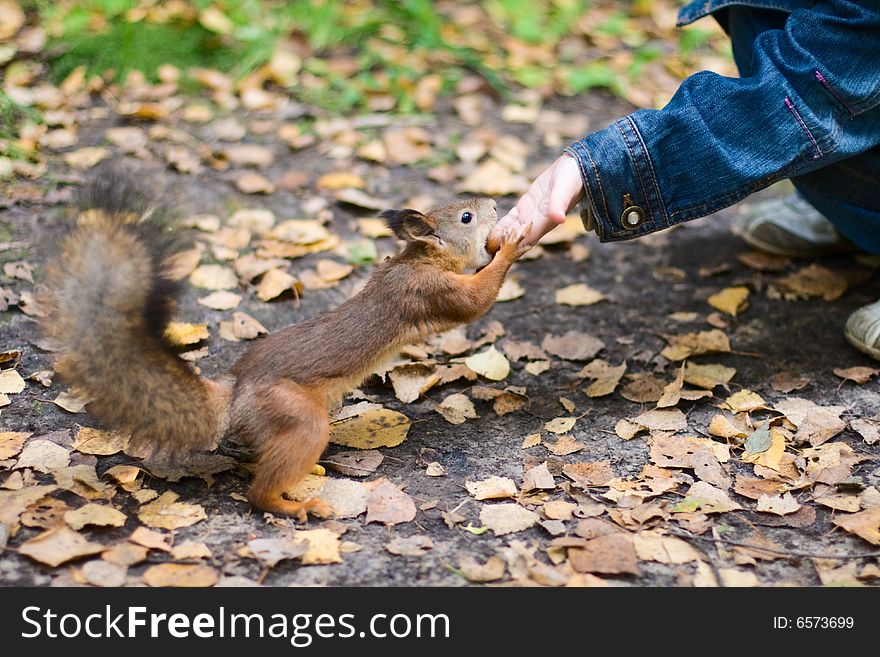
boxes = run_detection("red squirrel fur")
[41,174,527,518]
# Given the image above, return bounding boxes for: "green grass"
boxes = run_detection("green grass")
[49,20,238,84]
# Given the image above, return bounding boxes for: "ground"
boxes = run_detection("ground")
[1,83,879,588]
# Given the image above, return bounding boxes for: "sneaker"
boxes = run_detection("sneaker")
[735,194,857,257]
[845,300,880,361]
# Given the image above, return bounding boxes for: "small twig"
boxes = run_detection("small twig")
[668,528,880,560]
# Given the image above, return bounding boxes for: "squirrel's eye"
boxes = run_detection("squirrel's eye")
[461,212,473,224]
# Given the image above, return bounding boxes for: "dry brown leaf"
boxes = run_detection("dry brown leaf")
[0,485,58,534]
[724,389,766,413]
[458,555,506,582]
[633,408,687,433]
[756,492,802,516]
[190,264,238,290]
[389,363,439,403]
[833,366,880,384]
[497,278,525,302]
[633,532,702,564]
[458,160,528,196]
[18,526,104,567]
[365,481,416,525]
[851,418,880,445]
[72,426,128,456]
[522,462,556,491]
[64,147,110,170]
[245,537,307,568]
[545,435,584,456]
[0,368,25,393]
[620,374,665,403]
[833,508,880,545]
[317,171,364,190]
[737,251,789,271]
[563,461,615,487]
[568,534,639,575]
[466,476,518,500]
[171,541,213,560]
[386,535,434,557]
[684,362,736,389]
[0,431,29,460]
[129,526,172,551]
[80,560,127,587]
[675,481,742,514]
[15,439,70,473]
[143,563,219,587]
[794,408,846,446]
[661,330,730,361]
[775,264,847,301]
[235,173,275,194]
[324,450,384,478]
[64,504,126,530]
[769,371,812,393]
[542,331,604,361]
[138,492,206,530]
[256,268,298,301]
[578,359,626,398]
[479,503,539,536]
[555,283,605,306]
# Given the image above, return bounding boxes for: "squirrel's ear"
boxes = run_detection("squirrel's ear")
[381,209,437,242]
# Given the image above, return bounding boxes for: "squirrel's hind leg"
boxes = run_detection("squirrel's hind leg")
[246,380,332,520]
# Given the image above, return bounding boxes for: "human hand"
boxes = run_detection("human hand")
[487,154,584,251]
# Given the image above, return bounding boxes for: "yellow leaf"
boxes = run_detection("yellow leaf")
[198,6,235,34]
[544,417,576,434]
[708,286,749,316]
[555,283,605,306]
[138,491,206,530]
[725,389,766,413]
[144,563,219,587]
[436,393,478,424]
[18,526,104,567]
[317,171,364,190]
[0,368,25,393]
[72,426,128,456]
[465,346,510,381]
[190,264,238,290]
[64,503,127,530]
[164,322,209,346]
[330,408,411,449]
[293,528,343,564]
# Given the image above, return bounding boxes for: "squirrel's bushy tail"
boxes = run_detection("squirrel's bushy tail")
[41,171,222,457]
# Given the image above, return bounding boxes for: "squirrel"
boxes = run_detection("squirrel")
[40,172,528,518]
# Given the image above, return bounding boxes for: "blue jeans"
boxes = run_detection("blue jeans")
[565,0,880,252]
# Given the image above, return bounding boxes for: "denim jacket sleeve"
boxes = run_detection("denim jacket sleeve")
[564,0,880,242]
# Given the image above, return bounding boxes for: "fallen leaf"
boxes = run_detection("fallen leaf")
[129,527,171,551]
[851,418,880,445]
[542,331,604,361]
[190,264,238,290]
[674,481,742,514]
[833,508,880,545]
[325,450,384,477]
[64,504,127,530]
[579,359,626,398]
[633,532,702,564]
[64,147,110,170]
[521,433,542,449]
[545,435,584,456]
[794,408,846,446]
[769,372,812,393]
[775,264,847,301]
[568,534,639,575]
[458,555,506,582]
[544,417,577,434]
[555,283,605,306]
[71,426,128,456]
[466,476,518,500]
[708,286,749,316]
[365,481,416,525]
[389,364,439,403]
[0,485,58,534]
[724,389,766,413]
[256,268,298,301]
[164,322,209,346]
[479,503,539,536]
[633,408,687,433]
[833,366,880,384]
[330,408,410,449]
[138,491,206,530]
[171,541,213,560]
[660,330,730,361]
[497,278,525,302]
[18,526,104,567]
[198,290,242,310]
[563,461,615,487]
[0,431,29,460]
[425,462,446,477]
[143,563,219,587]
[15,439,70,473]
[80,560,127,587]
[756,493,802,516]
[684,362,736,390]
[245,537,307,568]
[0,368,25,393]
[141,453,236,484]
[465,346,510,381]
[620,374,665,403]
[386,535,434,556]
[231,311,268,340]
[522,462,556,491]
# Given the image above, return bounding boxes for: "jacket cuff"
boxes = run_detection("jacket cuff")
[564,116,670,242]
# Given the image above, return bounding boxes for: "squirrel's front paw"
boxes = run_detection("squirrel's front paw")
[498,222,532,260]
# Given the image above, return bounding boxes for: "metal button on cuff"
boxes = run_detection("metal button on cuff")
[620,193,645,231]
